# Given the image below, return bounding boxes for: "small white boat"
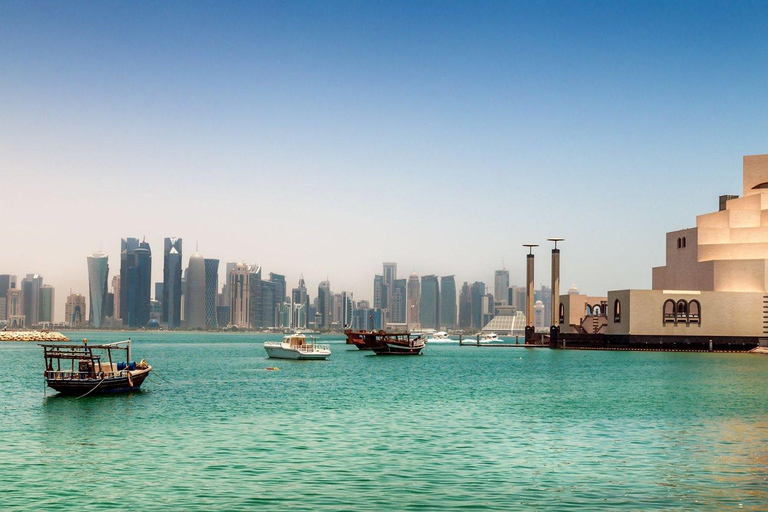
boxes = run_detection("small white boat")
[264,334,331,360]
[480,333,500,343]
[426,331,453,343]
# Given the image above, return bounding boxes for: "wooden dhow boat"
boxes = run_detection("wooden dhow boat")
[344,330,426,355]
[41,339,151,396]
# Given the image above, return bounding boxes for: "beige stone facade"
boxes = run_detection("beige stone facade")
[560,154,768,348]
[653,154,768,293]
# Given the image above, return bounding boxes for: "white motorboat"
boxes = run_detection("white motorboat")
[264,334,331,360]
[426,331,453,343]
[480,333,500,343]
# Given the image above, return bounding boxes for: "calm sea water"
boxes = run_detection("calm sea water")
[1,331,767,511]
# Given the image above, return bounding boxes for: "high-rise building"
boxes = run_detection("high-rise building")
[341,291,355,328]
[65,293,87,327]
[0,275,16,323]
[111,275,121,321]
[383,262,397,318]
[494,270,510,305]
[471,282,486,329]
[459,282,472,329]
[163,237,182,329]
[332,293,343,326]
[373,275,387,310]
[419,275,440,329]
[87,251,109,328]
[270,273,286,303]
[534,300,546,330]
[185,251,206,330]
[391,279,407,324]
[21,274,43,326]
[509,285,526,311]
[204,258,219,330]
[6,287,23,327]
[317,280,332,329]
[38,285,55,325]
[439,275,457,329]
[229,263,257,329]
[222,262,237,307]
[121,238,152,327]
[482,293,495,326]
[291,275,308,329]
[407,272,420,327]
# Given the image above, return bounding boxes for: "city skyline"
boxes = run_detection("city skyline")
[2,2,768,321]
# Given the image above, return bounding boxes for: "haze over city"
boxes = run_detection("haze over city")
[2,1,768,320]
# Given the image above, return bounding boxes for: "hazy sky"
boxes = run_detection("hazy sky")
[2,0,768,321]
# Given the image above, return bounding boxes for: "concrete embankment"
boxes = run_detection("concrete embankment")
[0,331,70,342]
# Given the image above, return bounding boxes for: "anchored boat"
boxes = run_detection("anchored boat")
[344,330,426,355]
[264,333,331,360]
[41,339,151,396]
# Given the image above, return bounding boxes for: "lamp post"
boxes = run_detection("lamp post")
[523,244,538,344]
[548,238,564,348]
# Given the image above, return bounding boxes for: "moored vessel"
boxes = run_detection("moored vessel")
[344,329,426,355]
[264,333,331,360]
[42,339,151,396]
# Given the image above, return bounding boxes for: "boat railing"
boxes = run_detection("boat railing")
[296,344,330,352]
[45,369,132,381]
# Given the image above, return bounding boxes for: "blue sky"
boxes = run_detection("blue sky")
[2,1,768,320]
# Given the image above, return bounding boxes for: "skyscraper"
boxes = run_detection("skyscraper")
[407,272,420,327]
[111,275,121,321]
[6,288,23,327]
[494,270,510,305]
[383,262,397,319]
[65,293,86,327]
[121,238,152,328]
[419,275,440,329]
[0,275,16,323]
[87,251,109,328]
[471,282,486,329]
[317,280,332,329]
[341,291,355,329]
[459,282,472,329]
[291,275,308,328]
[439,275,457,329]
[204,258,219,330]
[185,251,206,330]
[222,262,237,307]
[229,263,257,329]
[373,274,387,310]
[38,285,55,325]
[391,278,407,324]
[21,274,43,326]
[163,237,183,329]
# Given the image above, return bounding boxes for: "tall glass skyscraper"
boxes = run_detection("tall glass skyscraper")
[439,275,457,329]
[185,251,206,330]
[407,273,420,327]
[317,280,331,329]
[121,238,152,328]
[494,270,510,305]
[471,281,486,329]
[419,275,440,329]
[163,237,182,329]
[459,282,472,329]
[391,278,407,324]
[204,258,219,329]
[87,251,109,328]
[38,285,55,325]
[21,274,43,326]
[291,276,308,329]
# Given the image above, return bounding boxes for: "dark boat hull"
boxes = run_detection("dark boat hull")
[371,343,424,355]
[46,369,151,395]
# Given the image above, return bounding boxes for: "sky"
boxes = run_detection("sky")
[2,0,768,321]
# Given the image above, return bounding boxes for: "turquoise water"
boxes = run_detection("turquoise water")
[1,332,767,511]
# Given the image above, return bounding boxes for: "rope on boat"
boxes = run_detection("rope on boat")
[75,378,106,399]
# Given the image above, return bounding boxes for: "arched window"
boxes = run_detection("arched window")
[675,300,688,321]
[593,305,602,316]
[682,237,686,248]
[688,300,701,324]
[585,304,592,316]
[614,299,621,323]
[663,299,676,323]
[677,237,682,248]
[559,303,565,324]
